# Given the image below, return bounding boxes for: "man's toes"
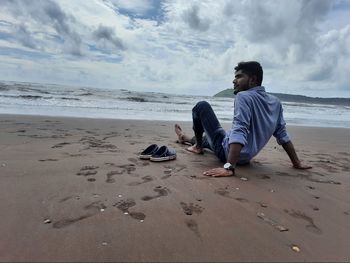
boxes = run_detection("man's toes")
[174,124,182,133]
[186,146,203,154]
[174,124,185,141]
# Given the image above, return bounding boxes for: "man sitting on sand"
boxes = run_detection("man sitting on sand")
[175,61,312,177]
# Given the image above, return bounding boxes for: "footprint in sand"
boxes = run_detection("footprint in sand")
[114,198,136,212]
[185,219,201,238]
[161,169,172,180]
[260,174,271,179]
[128,175,153,186]
[84,201,107,210]
[76,166,99,176]
[52,142,71,148]
[235,197,249,202]
[80,136,118,152]
[141,186,170,201]
[106,170,123,183]
[275,171,290,176]
[128,157,149,167]
[81,165,99,170]
[309,178,341,185]
[105,162,117,167]
[163,169,172,174]
[117,164,136,174]
[77,170,97,176]
[214,188,249,203]
[102,131,119,140]
[128,158,137,163]
[113,198,146,220]
[59,196,74,203]
[164,164,187,173]
[180,202,204,215]
[309,205,319,211]
[52,214,93,229]
[284,209,322,234]
[214,188,231,198]
[52,201,103,229]
[257,212,288,232]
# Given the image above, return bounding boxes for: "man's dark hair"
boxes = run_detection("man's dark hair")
[234,61,263,86]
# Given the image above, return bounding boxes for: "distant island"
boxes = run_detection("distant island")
[214,89,350,106]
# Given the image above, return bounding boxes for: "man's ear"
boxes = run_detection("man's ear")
[248,75,258,87]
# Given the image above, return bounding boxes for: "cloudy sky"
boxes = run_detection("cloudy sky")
[0,0,349,97]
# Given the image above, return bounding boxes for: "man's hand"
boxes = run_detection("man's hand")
[293,161,312,170]
[282,141,312,170]
[203,168,234,177]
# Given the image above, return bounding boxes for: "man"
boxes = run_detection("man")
[175,61,311,177]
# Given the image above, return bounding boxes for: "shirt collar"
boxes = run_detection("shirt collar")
[249,86,265,92]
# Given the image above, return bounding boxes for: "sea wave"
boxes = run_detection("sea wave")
[1,81,350,128]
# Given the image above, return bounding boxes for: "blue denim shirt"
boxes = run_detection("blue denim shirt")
[222,86,290,162]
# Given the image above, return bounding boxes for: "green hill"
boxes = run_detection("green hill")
[214,89,350,106]
[214,89,235,98]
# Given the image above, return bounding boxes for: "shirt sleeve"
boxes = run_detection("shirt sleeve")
[228,94,251,146]
[273,104,290,145]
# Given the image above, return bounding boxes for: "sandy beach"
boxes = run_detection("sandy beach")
[1,114,350,262]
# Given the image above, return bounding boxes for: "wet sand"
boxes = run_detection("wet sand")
[1,114,350,262]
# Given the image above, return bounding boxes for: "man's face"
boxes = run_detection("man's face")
[233,70,251,95]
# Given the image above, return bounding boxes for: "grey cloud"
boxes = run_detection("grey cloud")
[293,0,333,59]
[16,24,37,49]
[182,5,210,32]
[241,0,333,62]
[298,0,332,25]
[93,25,126,50]
[306,25,350,82]
[1,0,82,56]
[42,1,71,35]
[306,63,334,81]
[242,2,287,42]
[223,2,235,17]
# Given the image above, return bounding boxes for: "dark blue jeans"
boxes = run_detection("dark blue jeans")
[192,101,227,163]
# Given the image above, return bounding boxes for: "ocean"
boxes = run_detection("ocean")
[1,81,350,129]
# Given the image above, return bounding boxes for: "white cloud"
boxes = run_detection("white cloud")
[110,0,154,14]
[0,0,349,97]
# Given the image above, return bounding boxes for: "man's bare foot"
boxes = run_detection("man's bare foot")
[174,124,194,146]
[186,145,204,154]
[174,124,185,143]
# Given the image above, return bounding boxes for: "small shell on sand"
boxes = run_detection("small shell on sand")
[291,245,300,252]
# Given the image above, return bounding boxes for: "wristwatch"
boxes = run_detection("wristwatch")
[224,162,236,174]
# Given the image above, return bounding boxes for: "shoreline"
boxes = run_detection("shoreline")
[1,114,350,261]
[1,112,350,130]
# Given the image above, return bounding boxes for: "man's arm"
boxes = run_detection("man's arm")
[203,143,242,177]
[227,143,243,166]
[204,94,249,177]
[282,141,312,169]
